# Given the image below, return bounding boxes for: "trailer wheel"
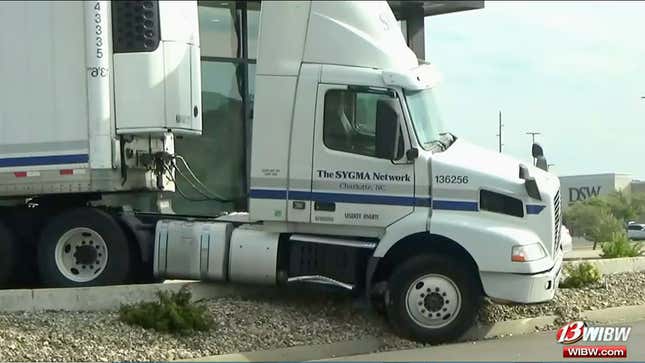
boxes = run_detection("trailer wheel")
[0,222,17,287]
[37,208,131,287]
[386,254,481,344]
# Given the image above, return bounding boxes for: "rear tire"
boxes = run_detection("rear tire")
[0,222,17,287]
[37,208,132,287]
[386,254,481,344]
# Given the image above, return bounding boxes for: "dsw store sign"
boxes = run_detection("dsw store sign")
[568,186,602,203]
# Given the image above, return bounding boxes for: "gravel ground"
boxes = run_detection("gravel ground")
[0,272,643,362]
[479,271,645,328]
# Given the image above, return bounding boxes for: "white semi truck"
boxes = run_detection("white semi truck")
[0,0,564,343]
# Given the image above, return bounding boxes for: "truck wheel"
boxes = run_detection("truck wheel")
[386,254,481,344]
[37,208,131,287]
[0,222,17,287]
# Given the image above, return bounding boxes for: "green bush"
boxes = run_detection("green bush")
[564,205,625,249]
[119,285,213,335]
[603,191,645,223]
[601,232,643,258]
[559,262,601,288]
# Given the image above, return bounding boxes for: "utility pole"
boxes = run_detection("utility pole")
[526,131,541,145]
[497,111,503,152]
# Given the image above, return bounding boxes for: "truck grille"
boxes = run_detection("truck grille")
[553,191,562,252]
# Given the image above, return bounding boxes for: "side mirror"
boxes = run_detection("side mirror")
[532,143,548,171]
[531,143,544,158]
[376,99,402,160]
[536,156,548,171]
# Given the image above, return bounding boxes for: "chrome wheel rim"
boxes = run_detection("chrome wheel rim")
[54,227,108,283]
[405,273,462,329]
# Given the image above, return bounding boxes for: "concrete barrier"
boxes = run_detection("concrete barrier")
[564,256,645,275]
[0,281,283,312]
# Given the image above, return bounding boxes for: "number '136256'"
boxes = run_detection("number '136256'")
[435,175,469,184]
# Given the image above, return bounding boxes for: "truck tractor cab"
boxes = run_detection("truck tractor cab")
[243,0,564,343]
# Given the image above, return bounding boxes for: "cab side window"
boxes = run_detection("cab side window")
[323,89,404,159]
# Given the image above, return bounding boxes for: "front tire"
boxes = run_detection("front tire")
[37,208,132,287]
[386,254,481,344]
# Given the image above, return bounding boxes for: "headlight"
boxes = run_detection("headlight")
[511,243,547,262]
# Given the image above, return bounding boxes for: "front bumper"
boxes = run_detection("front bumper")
[479,249,564,304]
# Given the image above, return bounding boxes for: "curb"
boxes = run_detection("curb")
[0,281,285,312]
[178,304,645,362]
[462,314,557,340]
[465,304,645,341]
[563,256,645,275]
[175,337,384,362]
[581,304,645,324]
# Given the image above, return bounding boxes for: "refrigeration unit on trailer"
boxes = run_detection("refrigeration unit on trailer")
[0,0,566,344]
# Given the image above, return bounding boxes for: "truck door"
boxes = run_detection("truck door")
[311,84,415,228]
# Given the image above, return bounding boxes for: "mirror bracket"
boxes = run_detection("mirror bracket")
[519,164,542,200]
[406,148,419,161]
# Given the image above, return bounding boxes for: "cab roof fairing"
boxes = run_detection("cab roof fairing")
[382,64,443,91]
[301,1,419,71]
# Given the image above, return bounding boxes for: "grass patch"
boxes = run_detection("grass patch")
[119,285,213,335]
[559,262,602,288]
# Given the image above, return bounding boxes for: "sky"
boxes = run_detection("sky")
[424,1,645,179]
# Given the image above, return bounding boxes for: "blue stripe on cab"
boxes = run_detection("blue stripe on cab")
[253,189,424,207]
[432,200,479,211]
[309,191,417,206]
[526,204,546,215]
[0,154,89,168]
[288,190,312,200]
[250,189,471,210]
[415,197,432,207]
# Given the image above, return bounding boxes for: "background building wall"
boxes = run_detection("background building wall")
[630,181,645,194]
[559,174,645,222]
[615,174,634,192]
[559,173,625,209]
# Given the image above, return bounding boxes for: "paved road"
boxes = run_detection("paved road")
[323,320,645,362]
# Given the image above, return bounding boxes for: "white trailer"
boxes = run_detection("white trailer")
[0,0,201,285]
[0,0,565,343]
[0,0,201,197]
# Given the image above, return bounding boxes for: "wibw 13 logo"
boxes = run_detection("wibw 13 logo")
[557,321,631,344]
[557,321,587,344]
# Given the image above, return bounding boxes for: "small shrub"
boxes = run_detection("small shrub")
[559,262,602,288]
[119,285,213,335]
[601,232,643,258]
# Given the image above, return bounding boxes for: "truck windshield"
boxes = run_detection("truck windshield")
[404,88,446,150]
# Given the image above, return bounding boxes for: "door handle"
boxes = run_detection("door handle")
[314,201,336,212]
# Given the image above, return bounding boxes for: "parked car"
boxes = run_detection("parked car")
[627,223,645,240]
